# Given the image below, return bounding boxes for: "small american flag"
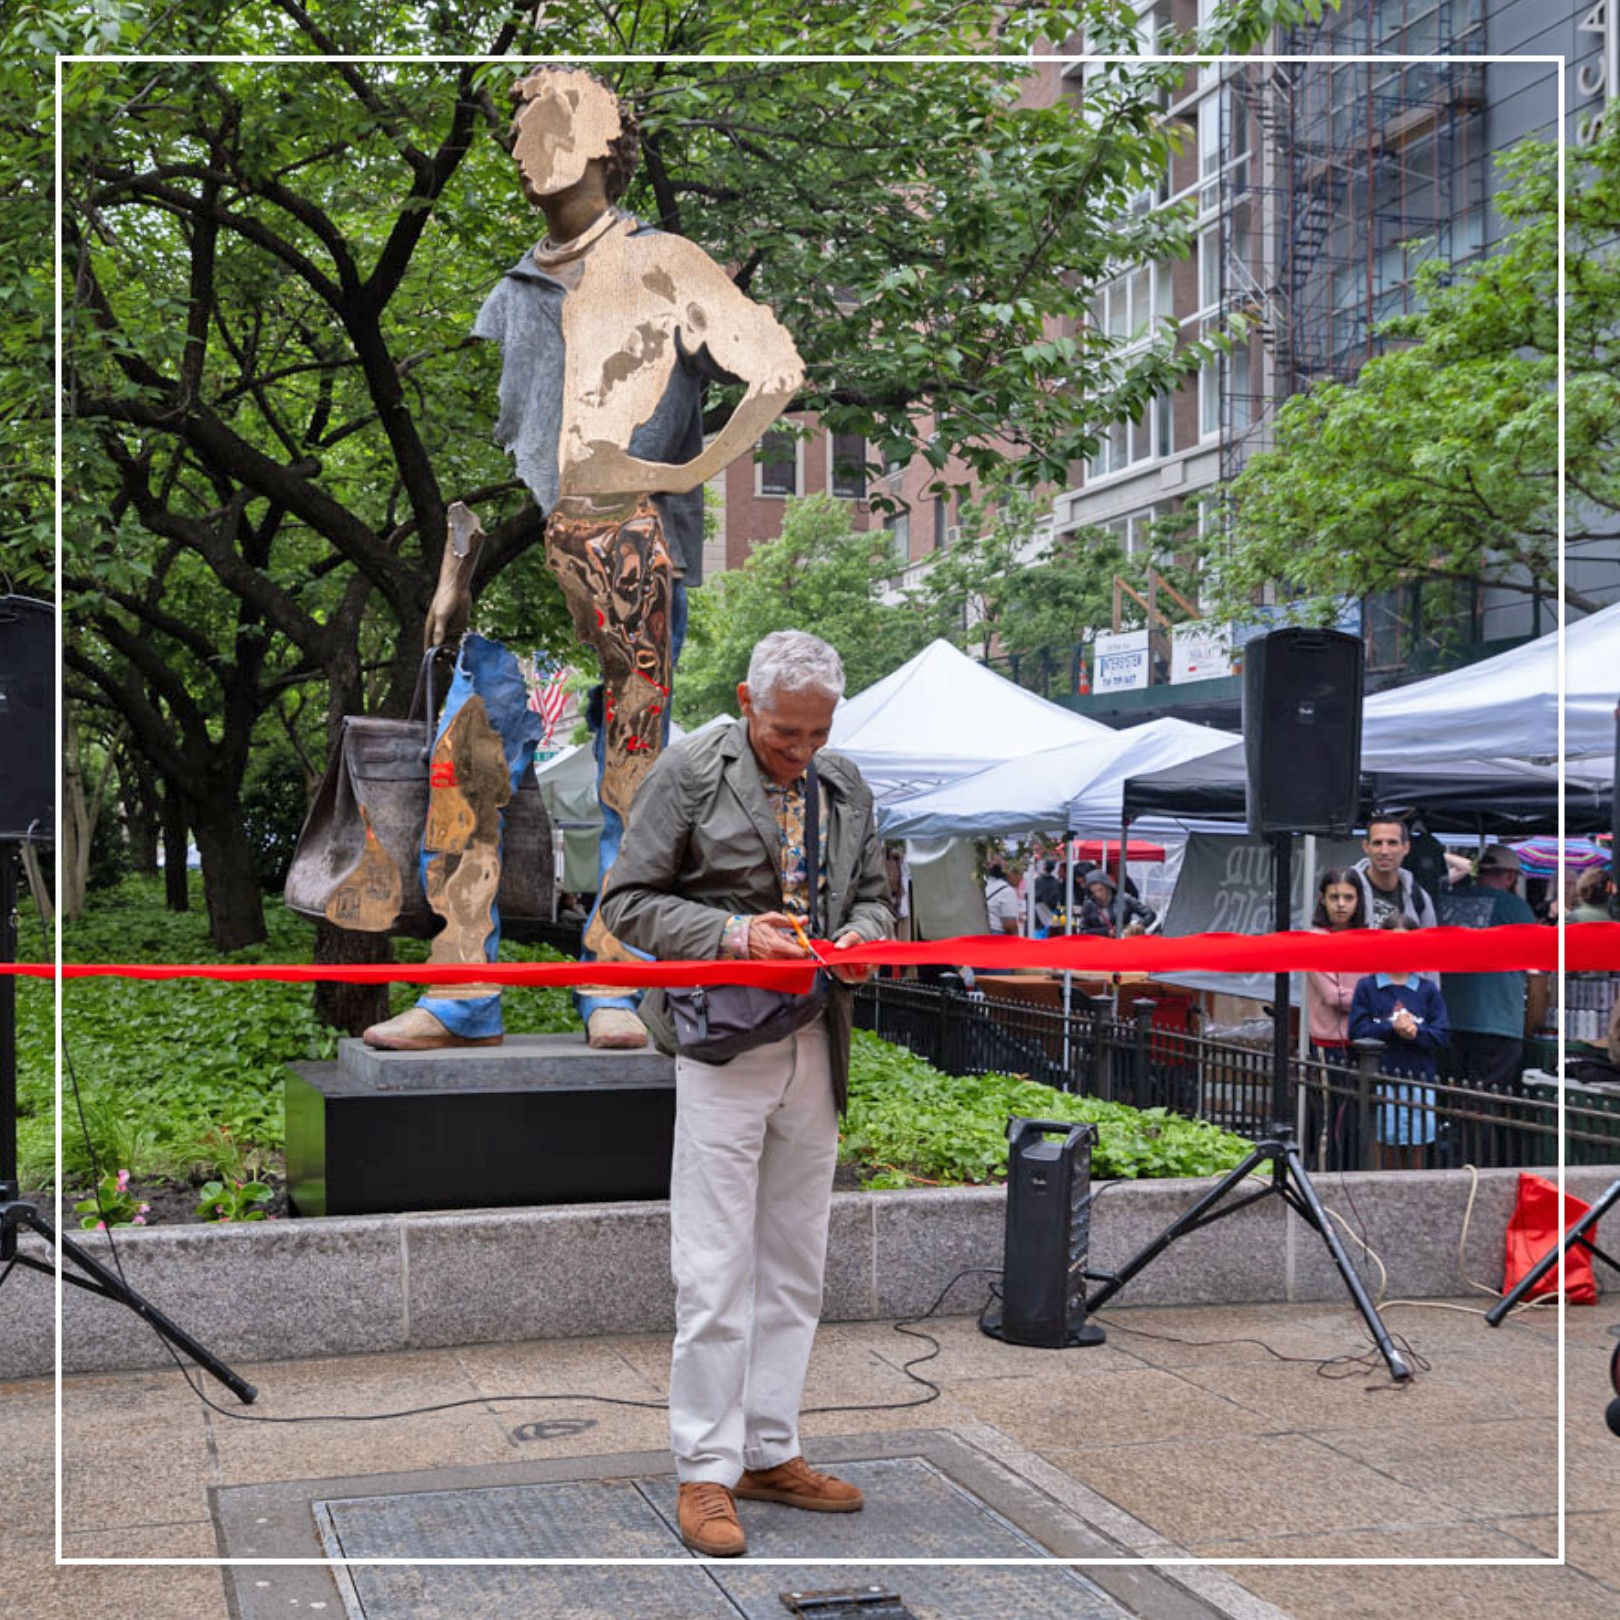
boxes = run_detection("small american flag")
[522,656,573,748]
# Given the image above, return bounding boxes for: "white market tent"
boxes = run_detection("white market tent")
[879,716,1237,839]
[828,638,1114,803]
[534,716,730,888]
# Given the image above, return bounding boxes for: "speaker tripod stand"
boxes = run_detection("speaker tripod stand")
[1087,834,1413,1384]
[0,841,256,1404]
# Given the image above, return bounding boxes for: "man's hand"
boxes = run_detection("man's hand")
[1391,1007,1418,1041]
[745,911,815,961]
[826,930,872,985]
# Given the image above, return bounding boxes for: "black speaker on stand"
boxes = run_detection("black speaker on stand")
[0,596,54,842]
[1243,627,1363,836]
[0,597,255,1403]
[1088,628,1413,1383]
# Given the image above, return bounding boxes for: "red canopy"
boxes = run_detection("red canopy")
[1071,838,1167,866]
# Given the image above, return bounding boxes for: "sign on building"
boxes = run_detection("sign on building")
[1576,0,1619,146]
[1170,620,1234,684]
[1093,628,1151,691]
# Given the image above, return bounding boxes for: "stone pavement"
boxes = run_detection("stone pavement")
[4,1296,1618,1619]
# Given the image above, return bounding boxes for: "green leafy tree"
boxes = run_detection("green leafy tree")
[1212,123,1620,620]
[10,0,1326,982]
[674,493,934,722]
[916,483,1196,671]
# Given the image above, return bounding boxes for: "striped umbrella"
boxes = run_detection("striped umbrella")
[1510,837,1610,876]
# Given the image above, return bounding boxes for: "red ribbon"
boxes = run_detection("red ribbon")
[4,924,1615,983]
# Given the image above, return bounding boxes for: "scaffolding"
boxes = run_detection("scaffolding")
[1216,0,1488,486]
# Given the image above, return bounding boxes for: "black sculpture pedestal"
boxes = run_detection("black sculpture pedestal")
[284,1036,676,1217]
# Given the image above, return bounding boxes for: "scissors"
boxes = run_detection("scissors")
[787,916,826,964]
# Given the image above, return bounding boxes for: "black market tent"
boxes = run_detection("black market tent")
[1122,748,1608,834]
[1125,605,1620,834]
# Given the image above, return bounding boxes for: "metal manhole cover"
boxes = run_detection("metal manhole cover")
[312,1460,1124,1620]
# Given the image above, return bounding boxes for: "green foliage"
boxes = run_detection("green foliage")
[675,494,935,723]
[1215,122,1620,619]
[16,874,581,1190]
[842,1029,1252,1187]
[912,483,1199,666]
[239,740,314,891]
[195,1177,274,1223]
[72,1169,150,1230]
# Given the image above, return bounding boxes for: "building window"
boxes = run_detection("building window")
[757,430,798,497]
[1089,393,1172,480]
[1098,508,1157,559]
[934,498,949,550]
[1086,260,1174,477]
[884,510,910,567]
[1198,86,1248,213]
[829,433,867,500]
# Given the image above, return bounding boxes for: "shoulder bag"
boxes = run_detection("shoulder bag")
[284,649,554,938]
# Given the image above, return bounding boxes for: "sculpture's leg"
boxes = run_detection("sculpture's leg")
[545,494,679,1047]
[363,634,544,1050]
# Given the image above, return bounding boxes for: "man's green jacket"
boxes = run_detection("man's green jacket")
[599,717,894,1110]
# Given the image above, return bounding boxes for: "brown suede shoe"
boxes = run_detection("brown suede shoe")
[676,1481,746,1556]
[735,1455,863,1513]
[361,1007,502,1051]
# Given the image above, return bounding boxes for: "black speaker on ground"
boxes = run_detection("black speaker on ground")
[1243,626,1364,837]
[0,597,54,843]
[981,1118,1104,1349]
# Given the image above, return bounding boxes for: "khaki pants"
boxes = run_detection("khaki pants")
[668,1017,838,1484]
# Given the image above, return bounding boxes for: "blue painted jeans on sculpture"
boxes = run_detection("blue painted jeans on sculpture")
[416,634,547,1040]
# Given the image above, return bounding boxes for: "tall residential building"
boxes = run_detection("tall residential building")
[709,4,1615,718]
[1048,0,1612,722]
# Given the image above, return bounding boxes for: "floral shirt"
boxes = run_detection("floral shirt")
[720,773,828,957]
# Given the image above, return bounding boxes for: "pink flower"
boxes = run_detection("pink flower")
[116,1169,130,1192]
[132,1214,146,1226]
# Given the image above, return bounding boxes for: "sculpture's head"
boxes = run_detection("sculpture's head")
[510,65,639,204]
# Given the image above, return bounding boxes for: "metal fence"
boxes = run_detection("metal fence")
[853,979,1620,1173]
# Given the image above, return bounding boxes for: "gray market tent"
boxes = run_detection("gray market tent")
[1359,598,1620,766]
[1124,745,1609,835]
[828,638,1114,803]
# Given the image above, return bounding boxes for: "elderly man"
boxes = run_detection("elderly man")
[601,630,893,1559]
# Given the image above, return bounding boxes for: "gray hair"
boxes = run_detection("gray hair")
[746,630,845,709]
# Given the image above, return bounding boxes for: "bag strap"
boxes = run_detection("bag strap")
[408,647,444,757]
[805,756,821,939]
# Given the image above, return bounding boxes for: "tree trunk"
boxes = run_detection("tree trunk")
[124,751,161,876]
[312,919,393,1034]
[62,721,90,921]
[161,781,189,911]
[190,803,266,951]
